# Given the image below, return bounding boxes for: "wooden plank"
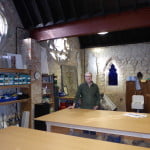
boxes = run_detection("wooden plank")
[31,7,150,41]
[59,96,74,101]
[0,98,30,106]
[0,68,31,74]
[0,84,30,89]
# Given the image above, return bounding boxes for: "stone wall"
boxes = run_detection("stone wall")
[83,42,150,110]
[0,0,23,56]
[20,38,43,127]
[21,38,42,104]
[40,37,82,92]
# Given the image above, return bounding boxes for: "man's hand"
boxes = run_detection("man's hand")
[93,105,99,110]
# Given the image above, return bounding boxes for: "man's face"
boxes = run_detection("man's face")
[85,73,92,84]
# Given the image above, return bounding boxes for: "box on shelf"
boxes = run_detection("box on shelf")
[0,73,31,86]
[0,74,5,85]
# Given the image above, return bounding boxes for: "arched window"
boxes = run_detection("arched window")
[108,64,118,85]
[0,7,8,45]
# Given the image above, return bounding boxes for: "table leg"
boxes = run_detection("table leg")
[70,128,74,135]
[70,128,74,134]
[46,122,51,132]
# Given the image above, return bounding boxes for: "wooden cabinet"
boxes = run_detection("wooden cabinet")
[126,81,150,112]
[0,68,32,126]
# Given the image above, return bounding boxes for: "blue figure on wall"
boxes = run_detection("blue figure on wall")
[108,64,118,85]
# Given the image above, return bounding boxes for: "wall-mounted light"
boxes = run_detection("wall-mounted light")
[97,31,108,35]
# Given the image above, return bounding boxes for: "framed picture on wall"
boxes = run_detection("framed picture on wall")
[61,65,78,96]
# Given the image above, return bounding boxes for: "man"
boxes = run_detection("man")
[68,72,100,136]
[69,72,100,109]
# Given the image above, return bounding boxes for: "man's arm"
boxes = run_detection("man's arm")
[93,85,100,110]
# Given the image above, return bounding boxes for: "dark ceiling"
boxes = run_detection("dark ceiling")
[13,0,150,29]
[13,0,150,47]
[79,27,150,48]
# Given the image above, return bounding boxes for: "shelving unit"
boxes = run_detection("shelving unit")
[0,68,32,126]
[59,96,74,110]
[42,74,56,112]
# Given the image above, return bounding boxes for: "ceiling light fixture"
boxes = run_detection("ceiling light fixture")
[98,31,108,35]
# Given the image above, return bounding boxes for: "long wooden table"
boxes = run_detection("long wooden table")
[35,108,150,139]
[0,126,149,150]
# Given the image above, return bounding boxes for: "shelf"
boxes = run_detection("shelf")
[0,98,30,105]
[59,96,74,100]
[41,101,54,104]
[42,83,53,85]
[42,74,56,112]
[0,84,30,89]
[0,68,31,74]
[43,93,53,95]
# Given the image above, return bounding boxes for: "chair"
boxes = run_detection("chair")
[131,95,144,112]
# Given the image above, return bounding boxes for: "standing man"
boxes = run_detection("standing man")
[69,72,100,109]
[68,72,100,136]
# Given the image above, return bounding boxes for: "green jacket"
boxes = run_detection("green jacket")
[74,82,100,109]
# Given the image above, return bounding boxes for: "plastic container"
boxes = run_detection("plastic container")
[106,135,121,143]
[4,75,9,85]
[0,74,5,86]
[9,74,14,85]
[26,75,31,84]
[14,75,19,85]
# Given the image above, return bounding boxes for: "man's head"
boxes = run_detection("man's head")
[85,72,92,84]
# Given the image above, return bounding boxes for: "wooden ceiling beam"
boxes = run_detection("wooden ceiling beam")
[30,7,150,41]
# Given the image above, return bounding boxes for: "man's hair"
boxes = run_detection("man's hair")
[85,72,92,76]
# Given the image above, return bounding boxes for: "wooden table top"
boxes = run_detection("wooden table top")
[36,108,150,134]
[0,126,149,150]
